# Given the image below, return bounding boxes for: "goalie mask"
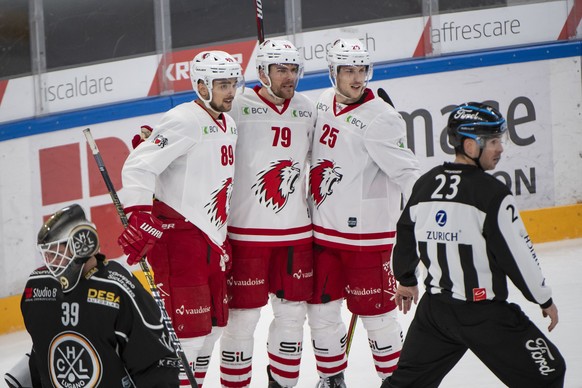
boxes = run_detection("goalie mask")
[37,204,99,293]
[256,39,304,98]
[190,50,244,111]
[327,38,373,91]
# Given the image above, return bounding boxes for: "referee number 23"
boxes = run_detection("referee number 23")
[431,174,460,200]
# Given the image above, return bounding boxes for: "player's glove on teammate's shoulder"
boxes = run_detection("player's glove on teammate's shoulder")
[118,210,164,265]
[131,125,153,149]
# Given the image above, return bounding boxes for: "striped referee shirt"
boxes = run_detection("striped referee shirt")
[393,162,553,308]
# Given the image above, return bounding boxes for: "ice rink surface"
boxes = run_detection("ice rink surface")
[1,238,581,388]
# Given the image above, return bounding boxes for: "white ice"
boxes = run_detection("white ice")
[1,238,581,387]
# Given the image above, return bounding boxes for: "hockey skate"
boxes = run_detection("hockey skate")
[267,366,284,388]
[315,372,347,388]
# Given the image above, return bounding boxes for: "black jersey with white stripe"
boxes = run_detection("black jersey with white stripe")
[393,162,553,308]
[21,257,179,387]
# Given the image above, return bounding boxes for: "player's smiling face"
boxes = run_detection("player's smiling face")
[267,63,299,100]
[210,78,238,112]
[335,65,367,103]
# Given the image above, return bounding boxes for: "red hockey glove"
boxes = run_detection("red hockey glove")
[131,134,144,149]
[131,125,153,149]
[118,211,164,265]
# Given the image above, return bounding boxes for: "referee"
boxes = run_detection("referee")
[382,102,566,388]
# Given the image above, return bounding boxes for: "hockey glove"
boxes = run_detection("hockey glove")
[131,125,153,149]
[118,211,164,265]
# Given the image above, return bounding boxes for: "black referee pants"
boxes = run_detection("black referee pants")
[383,294,566,388]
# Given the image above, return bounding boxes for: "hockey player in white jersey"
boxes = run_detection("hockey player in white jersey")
[219,39,316,388]
[118,50,243,387]
[307,39,420,387]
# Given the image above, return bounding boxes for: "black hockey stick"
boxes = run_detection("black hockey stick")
[255,0,265,43]
[377,87,394,108]
[83,128,198,388]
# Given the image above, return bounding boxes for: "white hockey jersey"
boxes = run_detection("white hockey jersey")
[121,101,237,249]
[310,88,420,251]
[228,85,315,246]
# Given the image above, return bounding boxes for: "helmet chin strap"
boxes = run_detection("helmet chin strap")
[259,69,286,103]
[199,92,223,115]
[330,71,366,103]
[334,86,356,102]
[264,79,282,102]
[196,80,224,115]
[472,150,485,170]
[461,138,485,170]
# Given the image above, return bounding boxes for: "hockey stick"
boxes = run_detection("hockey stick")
[345,88,394,358]
[345,313,358,356]
[83,128,198,388]
[255,0,265,43]
[377,87,394,108]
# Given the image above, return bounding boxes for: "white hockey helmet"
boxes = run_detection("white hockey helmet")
[37,204,99,293]
[256,39,304,78]
[327,38,373,89]
[190,50,244,107]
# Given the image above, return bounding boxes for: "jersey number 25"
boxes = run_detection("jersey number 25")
[319,124,339,148]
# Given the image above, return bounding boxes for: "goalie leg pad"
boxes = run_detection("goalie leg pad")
[269,243,313,302]
[310,245,345,304]
[220,308,261,387]
[267,296,307,386]
[227,243,270,309]
[307,300,348,378]
[343,247,397,315]
[361,310,403,379]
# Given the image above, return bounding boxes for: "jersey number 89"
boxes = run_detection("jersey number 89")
[221,145,234,166]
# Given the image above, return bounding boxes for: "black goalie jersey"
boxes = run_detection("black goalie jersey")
[394,162,553,308]
[21,256,179,387]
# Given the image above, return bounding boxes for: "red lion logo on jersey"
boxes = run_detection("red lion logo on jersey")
[310,159,342,208]
[205,177,233,229]
[252,159,301,213]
